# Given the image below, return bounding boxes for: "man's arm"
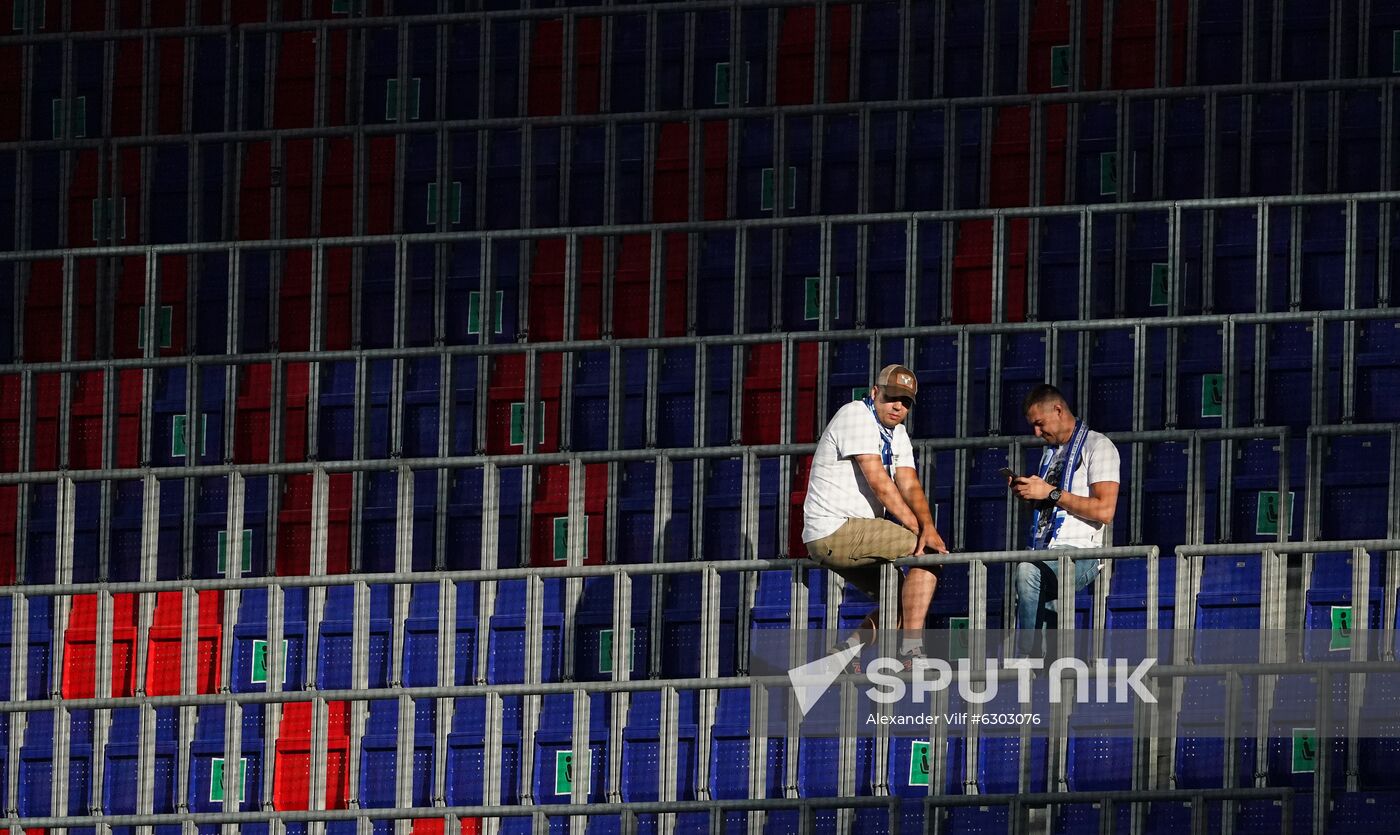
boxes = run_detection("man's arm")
[853,454,920,532]
[895,467,949,555]
[1011,477,1119,525]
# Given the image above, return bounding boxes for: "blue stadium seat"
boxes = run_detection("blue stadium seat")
[1174,687,1259,791]
[1318,436,1391,540]
[1279,1,1330,81]
[614,123,647,225]
[1194,554,1262,635]
[911,335,963,440]
[1162,98,1207,200]
[752,568,825,632]
[977,701,1048,796]
[150,145,190,244]
[1302,550,1382,661]
[783,118,813,217]
[485,130,523,229]
[24,483,59,584]
[1358,673,1400,790]
[574,575,654,680]
[1300,204,1380,311]
[1176,325,1228,428]
[1065,701,1136,793]
[446,467,524,571]
[1331,792,1400,833]
[703,458,779,562]
[939,806,1010,835]
[488,578,564,684]
[1244,321,1339,427]
[359,699,435,809]
[736,117,774,219]
[1057,802,1134,834]
[1076,102,1120,203]
[187,704,266,812]
[695,234,737,336]
[964,449,1014,553]
[1249,94,1293,196]
[620,690,700,804]
[820,115,859,215]
[531,128,562,229]
[402,357,454,458]
[573,349,646,451]
[317,583,392,690]
[231,587,309,692]
[1228,438,1305,543]
[446,695,524,806]
[403,581,479,687]
[194,475,268,579]
[317,360,358,461]
[660,571,739,678]
[103,707,180,815]
[0,596,53,700]
[655,349,713,449]
[1084,331,1149,432]
[357,471,397,570]
[942,0,986,97]
[532,693,610,804]
[28,151,60,251]
[18,708,94,817]
[707,688,788,802]
[1105,555,1177,641]
[568,126,606,226]
[1356,318,1400,421]
[996,332,1048,432]
[905,108,947,211]
[1264,675,1348,791]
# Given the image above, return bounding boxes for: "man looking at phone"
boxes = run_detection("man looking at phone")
[1008,384,1120,654]
[803,364,948,666]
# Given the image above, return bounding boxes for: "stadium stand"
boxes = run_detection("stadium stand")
[2,1,1400,832]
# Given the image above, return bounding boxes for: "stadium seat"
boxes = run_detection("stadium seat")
[359,699,436,808]
[403,581,480,687]
[531,693,611,804]
[488,578,565,684]
[188,704,266,812]
[231,587,310,692]
[317,583,393,690]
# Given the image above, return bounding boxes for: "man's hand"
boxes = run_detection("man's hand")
[1010,474,1053,502]
[911,526,949,556]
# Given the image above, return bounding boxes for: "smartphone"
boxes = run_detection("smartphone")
[998,467,1018,480]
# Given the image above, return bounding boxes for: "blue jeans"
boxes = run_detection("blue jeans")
[1014,547,1098,654]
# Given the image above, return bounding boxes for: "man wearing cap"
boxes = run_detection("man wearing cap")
[802,364,948,666]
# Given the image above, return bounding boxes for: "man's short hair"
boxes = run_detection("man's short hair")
[1022,384,1071,415]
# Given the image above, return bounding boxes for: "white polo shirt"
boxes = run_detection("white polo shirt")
[802,400,915,543]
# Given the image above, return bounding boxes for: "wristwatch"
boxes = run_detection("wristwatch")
[1047,488,1062,505]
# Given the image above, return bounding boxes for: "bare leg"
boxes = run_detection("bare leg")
[899,566,938,632]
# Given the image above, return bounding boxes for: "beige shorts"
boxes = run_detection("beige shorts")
[804,518,940,601]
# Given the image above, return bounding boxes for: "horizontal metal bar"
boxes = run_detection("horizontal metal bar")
[1,546,1154,598]
[1176,539,1400,557]
[1,787,1294,829]
[1,0,885,42]
[8,193,1400,262]
[1307,423,1400,437]
[0,423,1302,485]
[3,652,1395,715]
[5,68,1398,148]
[1,308,1396,376]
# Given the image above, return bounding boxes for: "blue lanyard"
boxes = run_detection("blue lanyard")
[864,397,895,475]
[1029,420,1089,550]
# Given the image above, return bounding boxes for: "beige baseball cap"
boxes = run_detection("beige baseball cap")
[876,364,917,402]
